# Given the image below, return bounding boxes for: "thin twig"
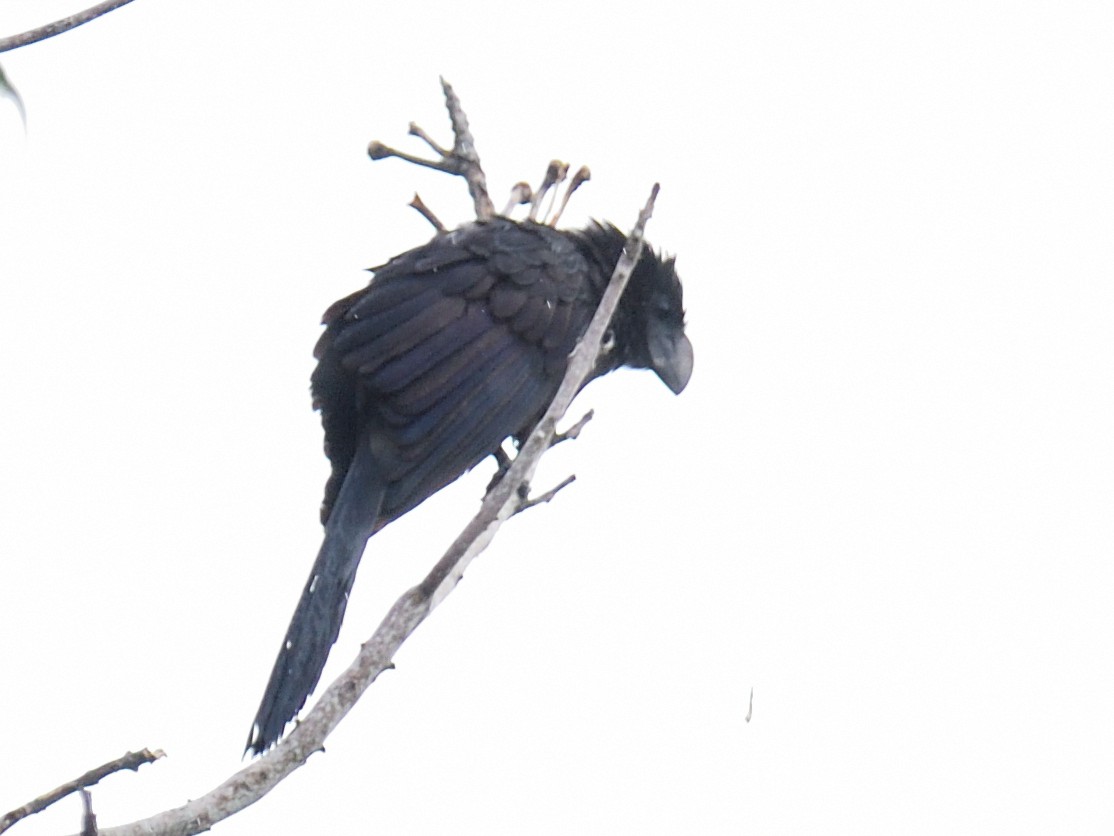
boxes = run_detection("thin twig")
[514,474,577,515]
[408,122,450,158]
[85,185,661,836]
[0,0,139,53]
[549,165,592,227]
[0,749,163,834]
[552,409,594,446]
[528,160,568,222]
[367,141,457,174]
[409,194,446,233]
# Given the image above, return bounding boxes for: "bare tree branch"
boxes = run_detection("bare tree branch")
[83,184,661,836]
[367,78,496,221]
[0,749,163,834]
[438,77,494,220]
[0,0,140,53]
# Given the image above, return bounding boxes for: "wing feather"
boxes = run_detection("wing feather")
[313,219,598,530]
[340,295,466,375]
[368,305,494,393]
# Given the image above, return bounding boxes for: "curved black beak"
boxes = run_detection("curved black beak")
[647,320,694,394]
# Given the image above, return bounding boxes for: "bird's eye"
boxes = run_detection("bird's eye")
[601,328,616,352]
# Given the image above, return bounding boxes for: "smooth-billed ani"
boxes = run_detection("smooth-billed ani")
[247,218,693,754]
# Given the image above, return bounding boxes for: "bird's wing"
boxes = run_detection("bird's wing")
[312,221,597,527]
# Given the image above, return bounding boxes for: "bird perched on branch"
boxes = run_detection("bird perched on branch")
[247,218,693,754]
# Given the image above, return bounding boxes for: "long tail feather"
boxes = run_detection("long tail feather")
[246,440,384,754]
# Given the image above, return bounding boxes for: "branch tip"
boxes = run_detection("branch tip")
[502,182,534,216]
[409,194,447,233]
[553,409,594,446]
[514,474,577,515]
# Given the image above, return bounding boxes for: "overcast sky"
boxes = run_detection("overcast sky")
[2,2,1112,833]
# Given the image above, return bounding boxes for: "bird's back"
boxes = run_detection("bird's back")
[311,219,602,529]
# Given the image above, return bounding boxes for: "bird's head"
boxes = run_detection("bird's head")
[577,223,694,394]
[628,250,694,394]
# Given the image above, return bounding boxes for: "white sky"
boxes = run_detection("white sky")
[1,1,1112,833]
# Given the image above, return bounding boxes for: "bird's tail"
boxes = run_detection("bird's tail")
[246,441,384,755]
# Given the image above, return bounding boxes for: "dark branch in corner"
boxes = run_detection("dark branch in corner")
[0,0,140,53]
[0,749,163,834]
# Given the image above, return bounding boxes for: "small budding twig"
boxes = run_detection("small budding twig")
[511,407,594,516]
[528,160,569,222]
[514,474,577,515]
[549,165,592,227]
[502,182,534,217]
[551,409,594,447]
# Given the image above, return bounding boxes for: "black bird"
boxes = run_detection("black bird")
[247,218,693,754]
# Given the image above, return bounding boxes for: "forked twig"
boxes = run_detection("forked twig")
[0,749,163,834]
[367,78,495,220]
[514,474,577,515]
